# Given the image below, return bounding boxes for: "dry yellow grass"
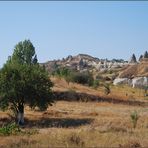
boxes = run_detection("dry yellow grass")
[0,78,148,147]
[52,77,148,101]
[119,61,148,78]
[0,101,148,148]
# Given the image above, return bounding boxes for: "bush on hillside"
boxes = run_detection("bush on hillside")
[52,67,71,78]
[69,72,94,86]
[104,83,111,95]
[52,68,95,86]
[92,79,100,89]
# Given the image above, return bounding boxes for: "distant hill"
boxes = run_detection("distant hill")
[41,54,128,74]
[41,51,148,80]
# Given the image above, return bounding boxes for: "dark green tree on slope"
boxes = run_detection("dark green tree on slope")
[0,40,53,125]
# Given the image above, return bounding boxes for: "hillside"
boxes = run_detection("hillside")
[41,53,148,89]
[1,76,148,147]
[51,77,148,102]
[0,66,148,148]
[119,59,148,78]
[41,54,128,74]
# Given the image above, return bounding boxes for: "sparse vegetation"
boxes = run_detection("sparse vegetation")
[0,100,148,147]
[0,122,20,136]
[52,68,95,87]
[104,83,111,95]
[53,67,71,79]
[0,43,148,147]
[92,79,100,89]
[130,110,139,129]
[68,132,85,147]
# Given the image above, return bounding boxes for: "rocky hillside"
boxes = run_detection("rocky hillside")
[41,54,128,73]
[41,52,147,88]
[119,53,148,78]
[114,51,148,88]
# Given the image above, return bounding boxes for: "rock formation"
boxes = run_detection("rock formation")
[129,53,137,64]
[41,54,128,73]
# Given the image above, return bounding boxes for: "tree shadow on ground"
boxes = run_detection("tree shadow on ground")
[0,117,12,126]
[53,91,148,107]
[25,117,93,128]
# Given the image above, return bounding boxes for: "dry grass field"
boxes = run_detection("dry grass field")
[0,77,148,148]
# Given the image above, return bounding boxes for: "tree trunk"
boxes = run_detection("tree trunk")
[17,103,24,125]
[17,112,24,125]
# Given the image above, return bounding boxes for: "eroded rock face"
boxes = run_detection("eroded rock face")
[132,77,148,88]
[113,78,129,85]
[113,77,148,88]
[41,54,128,73]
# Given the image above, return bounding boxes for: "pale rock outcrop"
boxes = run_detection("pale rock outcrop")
[113,77,148,88]
[113,78,129,85]
[41,54,128,73]
[132,77,148,88]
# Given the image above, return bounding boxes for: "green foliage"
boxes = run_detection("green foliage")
[11,40,37,64]
[68,72,94,86]
[104,83,111,95]
[130,110,139,129]
[96,74,103,80]
[53,67,94,86]
[92,79,100,89]
[0,60,53,112]
[0,123,38,136]
[0,40,53,119]
[53,67,71,78]
[0,122,21,136]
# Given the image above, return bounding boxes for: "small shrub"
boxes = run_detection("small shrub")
[130,110,139,129]
[119,141,141,148]
[0,122,21,136]
[104,84,111,95]
[53,67,71,78]
[144,86,148,97]
[96,74,103,80]
[68,133,85,147]
[92,79,99,89]
[67,71,94,86]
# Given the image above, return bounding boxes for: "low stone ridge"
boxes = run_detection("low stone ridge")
[41,54,128,73]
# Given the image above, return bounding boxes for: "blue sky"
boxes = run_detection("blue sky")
[0,1,148,67]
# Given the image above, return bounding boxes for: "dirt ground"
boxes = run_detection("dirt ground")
[0,78,148,147]
[0,100,148,148]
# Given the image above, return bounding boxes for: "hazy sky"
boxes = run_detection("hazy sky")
[0,1,148,67]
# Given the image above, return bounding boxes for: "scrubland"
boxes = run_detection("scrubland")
[0,78,148,148]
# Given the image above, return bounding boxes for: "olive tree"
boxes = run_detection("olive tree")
[0,40,53,125]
